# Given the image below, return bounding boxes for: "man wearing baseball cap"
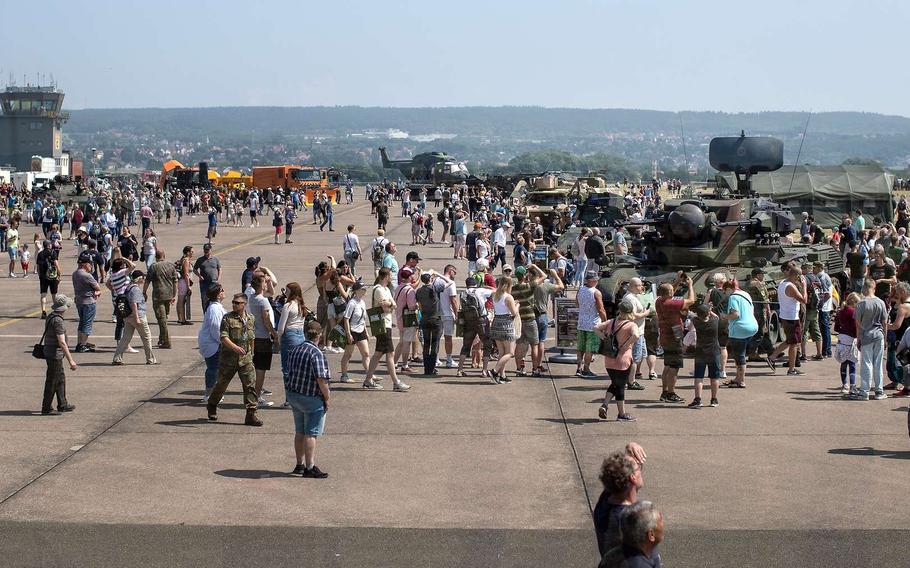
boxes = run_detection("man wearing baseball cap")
[242,256,261,292]
[72,251,102,353]
[40,294,77,415]
[576,271,607,377]
[112,270,159,366]
[397,251,421,286]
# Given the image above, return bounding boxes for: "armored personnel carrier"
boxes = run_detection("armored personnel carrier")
[592,134,844,340]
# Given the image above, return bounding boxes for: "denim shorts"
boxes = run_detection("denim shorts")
[536,314,548,342]
[286,390,326,436]
[77,303,96,335]
[631,334,646,363]
[728,337,750,366]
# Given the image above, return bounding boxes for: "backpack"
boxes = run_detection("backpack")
[585,236,605,260]
[372,238,387,262]
[460,290,483,324]
[465,231,478,261]
[114,284,136,319]
[599,320,634,358]
[415,284,439,318]
[437,209,446,222]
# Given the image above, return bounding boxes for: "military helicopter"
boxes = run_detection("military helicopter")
[378,147,483,186]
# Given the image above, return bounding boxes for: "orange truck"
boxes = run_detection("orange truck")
[252,165,338,204]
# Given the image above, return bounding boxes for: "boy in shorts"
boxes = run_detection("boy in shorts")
[689,304,720,408]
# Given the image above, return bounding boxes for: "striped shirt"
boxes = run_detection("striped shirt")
[110,268,130,295]
[284,339,331,397]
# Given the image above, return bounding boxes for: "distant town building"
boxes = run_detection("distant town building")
[0,85,69,172]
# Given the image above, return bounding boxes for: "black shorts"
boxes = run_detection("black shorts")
[253,338,273,371]
[461,323,493,356]
[375,329,394,354]
[661,340,684,369]
[40,278,60,295]
[351,330,368,343]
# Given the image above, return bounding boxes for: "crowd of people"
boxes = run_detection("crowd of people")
[17,173,910,566]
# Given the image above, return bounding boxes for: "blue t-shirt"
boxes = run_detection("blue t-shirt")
[727,291,758,339]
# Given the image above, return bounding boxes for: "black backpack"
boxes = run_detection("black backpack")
[585,236,605,260]
[416,284,440,318]
[599,320,633,358]
[114,284,136,319]
[460,291,483,324]
[466,231,478,261]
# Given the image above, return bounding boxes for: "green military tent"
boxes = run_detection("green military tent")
[718,165,894,231]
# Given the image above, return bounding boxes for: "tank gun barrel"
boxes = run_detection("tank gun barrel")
[712,218,759,228]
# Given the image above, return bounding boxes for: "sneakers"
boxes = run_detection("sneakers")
[58,403,76,412]
[666,393,685,404]
[687,398,702,408]
[848,392,869,401]
[598,404,608,420]
[206,404,218,420]
[75,344,94,353]
[339,373,355,383]
[765,356,776,373]
[490,370,502,384]
[445,357,455,368]
[811,354,824,361]
[393,382,411,392]
[647,373,658,380]
[786,369,806,376]
[127,346,139,354]
[363,380,384,390]
[257,396,275,407]
[302,465,329,479]
[146,359,160,365]
[659,392,671,402]
[40,311,47,320]
[616,414,637,422]
[627,381,645,391]
[840,384,851,395]
[709,398,719,407]
[498,373,512,383]
[873,392,889,400]
[261,388,273,396]
[575,369,585,377]
[111,360,124,366]
[580,369,597,378]
[292,464,306,475]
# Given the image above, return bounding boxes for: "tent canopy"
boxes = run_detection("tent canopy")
[718,165,894,229]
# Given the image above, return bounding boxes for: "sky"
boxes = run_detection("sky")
[4,0,907,115]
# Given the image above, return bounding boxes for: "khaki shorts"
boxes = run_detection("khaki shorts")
[400,326,418,342]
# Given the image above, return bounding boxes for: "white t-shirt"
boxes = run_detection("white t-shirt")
[466,287,493,317]
[476,239,490,260]
[344,297,367,333]
[344,233,361,254]
[622,292,646,333]
[440,281,457,319]
[493,228,507,248]
[371,285,394,328]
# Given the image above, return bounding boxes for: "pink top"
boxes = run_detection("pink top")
[393,283,418,329]
[601,319,641,371]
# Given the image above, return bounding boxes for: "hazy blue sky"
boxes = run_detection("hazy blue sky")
[4,0,906,114]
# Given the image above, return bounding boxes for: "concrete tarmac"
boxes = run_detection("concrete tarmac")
[0,198,907,567]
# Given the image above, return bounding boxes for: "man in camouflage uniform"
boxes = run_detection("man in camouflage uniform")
[206,292,262,426]
[746,268,772,362]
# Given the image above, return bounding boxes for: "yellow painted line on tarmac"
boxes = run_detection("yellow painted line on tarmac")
[0,309,44,329]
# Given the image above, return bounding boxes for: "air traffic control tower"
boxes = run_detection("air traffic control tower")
[0,85,69,171]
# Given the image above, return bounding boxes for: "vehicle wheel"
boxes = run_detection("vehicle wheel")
[767,311,781,344]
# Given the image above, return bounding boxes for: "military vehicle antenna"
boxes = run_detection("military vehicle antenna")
[679,114,691,184]
[787,112,812,193]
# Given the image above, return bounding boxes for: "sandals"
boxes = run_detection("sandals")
[516,368,529,377]
[723,381,746,388]
[456,370,467,377]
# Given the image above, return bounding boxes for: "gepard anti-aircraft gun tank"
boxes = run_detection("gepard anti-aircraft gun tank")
[595,134,844,337]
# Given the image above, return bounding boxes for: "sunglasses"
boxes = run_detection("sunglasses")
[232,301,246,305]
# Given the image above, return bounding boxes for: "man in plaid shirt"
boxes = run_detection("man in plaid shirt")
[285,321,333,478]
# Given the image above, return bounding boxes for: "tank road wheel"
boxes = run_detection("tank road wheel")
[767,311,781,344]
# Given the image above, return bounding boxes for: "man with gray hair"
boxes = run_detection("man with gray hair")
[599,501,664,568]
[852,277,889,400]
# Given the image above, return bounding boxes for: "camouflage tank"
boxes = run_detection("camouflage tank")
[589,134,845,342]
